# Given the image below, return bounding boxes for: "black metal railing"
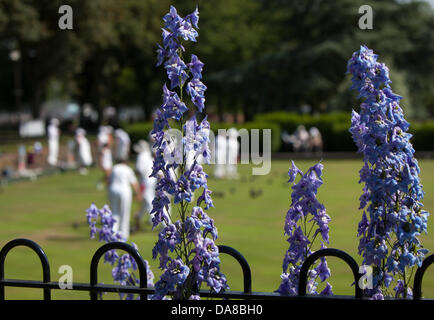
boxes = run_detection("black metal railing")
[0,238,432,300]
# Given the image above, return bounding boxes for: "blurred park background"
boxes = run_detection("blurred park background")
[1,0,434,144]
[0,0,434,299]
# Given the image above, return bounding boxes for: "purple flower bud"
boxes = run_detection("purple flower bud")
[320,282,333,296]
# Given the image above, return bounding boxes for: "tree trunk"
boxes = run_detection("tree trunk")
[143,91,152,121]
[31,84,43,119]
[242,103,253,122]
[216,96,224,122]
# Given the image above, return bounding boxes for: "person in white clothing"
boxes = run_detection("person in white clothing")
[226,128,239,179]
[295,125,309,152]
[97,126,108,150]
[308,126,323,154]
[214,131,227,179]
[66,139,76,168]
[96,126,113,189]
[17,144,27,172]
[97,126,113,151]
[133,140,157,230]
[108,161,141,240]
[114,128,131,162]
[47,118,60,166]
[99,143,113,185]
[75,128,93,174]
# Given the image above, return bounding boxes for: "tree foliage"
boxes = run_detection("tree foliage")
[0,0,432,121]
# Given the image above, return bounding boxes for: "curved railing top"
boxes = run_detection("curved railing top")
[0,238,51,300]
[90,241,148,300]
[218,245,252,294]
[298,248,363,298]
[413,253,434,300]
[0,239,433,300]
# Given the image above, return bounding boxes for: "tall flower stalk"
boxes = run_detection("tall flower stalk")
[276,161,333,296]
[150,5,228,300]
[86,203,154,300]
[348,46,429,299]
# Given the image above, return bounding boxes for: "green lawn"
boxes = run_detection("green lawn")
[1,159,433,299]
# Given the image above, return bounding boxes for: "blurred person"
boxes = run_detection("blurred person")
[75,128,93,175]
[97,142,113,190]
[47,118,60,166]
[33,142,43,167]
[108,159,141,240]
[67,138,76,168]
[16,145,39,180]
[34,141,43,154]
[214,131,227,179]
[17,144,27,173]
[281,130,301,152]
[295,125,310,152]
[97,126,113,151]
[286,125,310,153]
[96,126,113,189]
[226,128,239,179]
[27,146,35,168]
[114,128,131,162]
[133,140,157,230]
[308,126,323,154]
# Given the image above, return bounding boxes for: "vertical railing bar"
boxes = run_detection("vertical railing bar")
[90,242,148,300]
[298,248,362,298]
[0,238,51,300]
[413,254,434,300]
[5,238,433,300]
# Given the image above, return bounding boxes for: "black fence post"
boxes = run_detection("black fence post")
[90,242,148,300]
[0,238,51,300]
[298,248,362,298]
[218,245,252,294]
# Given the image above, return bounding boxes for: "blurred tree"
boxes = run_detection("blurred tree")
[392,1,434,119]
[0,0,100,118]
[74,0,172,123]
[211,0,373,115]
[0,0,432,123]
[195,0,272,121]
[71,0,131,125]
[115,0,172,121]
[201,0,434,119]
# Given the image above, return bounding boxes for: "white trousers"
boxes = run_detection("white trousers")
[48,140,58,166]
[109,189,132,240]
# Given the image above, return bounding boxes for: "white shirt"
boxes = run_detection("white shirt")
[109,163,137,193]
